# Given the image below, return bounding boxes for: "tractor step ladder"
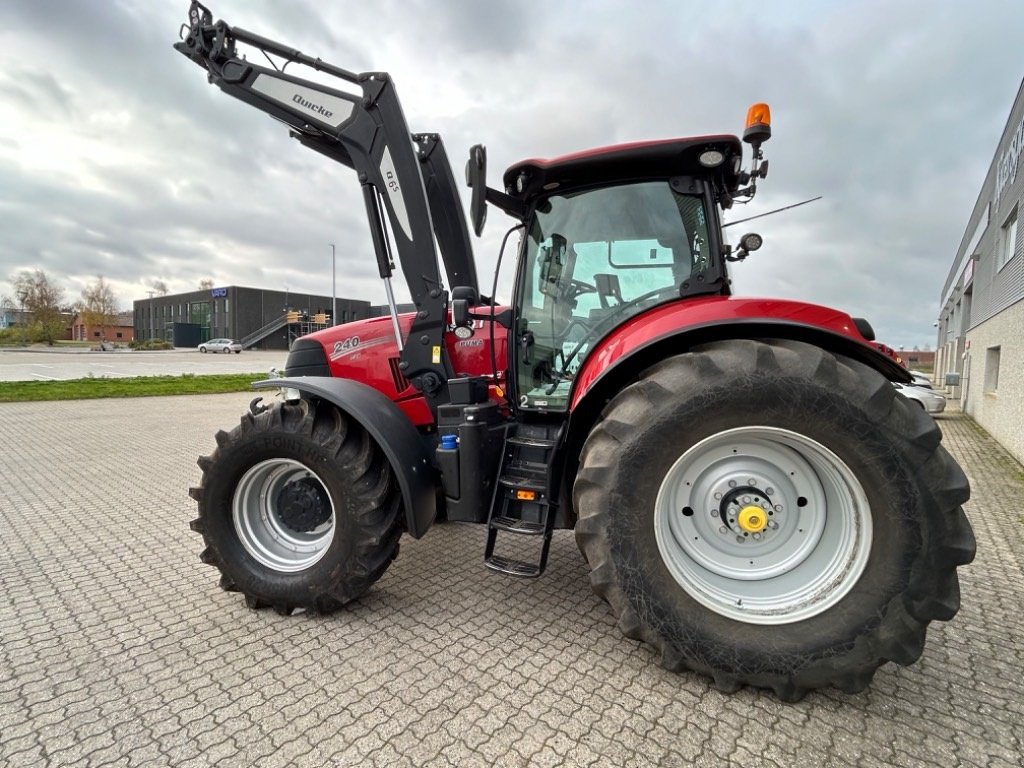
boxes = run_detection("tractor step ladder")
[485,424,563,578]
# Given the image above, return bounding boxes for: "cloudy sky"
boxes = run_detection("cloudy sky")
[1,1,1021,349]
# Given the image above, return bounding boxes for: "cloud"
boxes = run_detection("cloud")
[0,0,1021,350]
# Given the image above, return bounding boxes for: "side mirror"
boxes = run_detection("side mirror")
[451,286,478,327]
[466,144,487,236]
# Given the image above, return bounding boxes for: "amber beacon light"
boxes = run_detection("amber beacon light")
[743,103,772,145]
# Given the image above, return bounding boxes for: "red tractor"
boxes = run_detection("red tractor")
[177,3,974,699]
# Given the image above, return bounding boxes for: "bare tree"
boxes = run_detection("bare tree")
[78,276,120,345]
[151,279,169,296]
[198,278,214,290]
[4,269,66,345]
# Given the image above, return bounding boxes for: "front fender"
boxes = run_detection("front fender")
[253,376,437,538]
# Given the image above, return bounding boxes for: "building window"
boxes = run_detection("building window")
[116,332,123,339]
[985,346,1000,393]
[997,208,1017,271]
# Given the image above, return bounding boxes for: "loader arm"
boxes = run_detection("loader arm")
[175,2,457,403]
[414,133,480,297]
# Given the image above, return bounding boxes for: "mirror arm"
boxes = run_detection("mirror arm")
[485,187,528,220]
[468,305,512,329]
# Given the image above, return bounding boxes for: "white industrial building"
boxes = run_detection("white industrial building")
[938,77,1024,462]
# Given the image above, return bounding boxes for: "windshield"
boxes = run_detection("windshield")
[515,180,712,411]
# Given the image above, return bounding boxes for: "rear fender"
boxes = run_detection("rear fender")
[253,376,437,538]
[570,298,909,414]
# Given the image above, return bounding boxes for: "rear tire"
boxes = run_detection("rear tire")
[574,339,974,699]
[190,398,402,614]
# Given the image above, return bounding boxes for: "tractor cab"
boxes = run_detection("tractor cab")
[515,179,716,410]
[509,156,728,409]
[473,135,756,411]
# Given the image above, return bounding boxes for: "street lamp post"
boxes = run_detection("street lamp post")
[330,243,337,326]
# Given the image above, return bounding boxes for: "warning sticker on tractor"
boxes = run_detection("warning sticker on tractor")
[432,345,441,364]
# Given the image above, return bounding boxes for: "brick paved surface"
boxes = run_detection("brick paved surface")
[0,394,1021,767]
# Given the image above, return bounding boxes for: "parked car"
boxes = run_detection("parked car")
[198,338,242,354]
[894,382,945,414]
[908,370,934,388]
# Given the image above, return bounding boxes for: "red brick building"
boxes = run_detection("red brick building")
[72,311,135,344]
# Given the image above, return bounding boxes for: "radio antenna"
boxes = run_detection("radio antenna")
[723,196,822,228]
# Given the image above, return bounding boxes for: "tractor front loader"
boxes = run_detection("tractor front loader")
[177,3,974,700]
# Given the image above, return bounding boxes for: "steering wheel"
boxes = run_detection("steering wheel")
[567,279,598,298]
[558,285,682,374]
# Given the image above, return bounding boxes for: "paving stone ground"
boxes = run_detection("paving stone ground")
[0,393,1021,767]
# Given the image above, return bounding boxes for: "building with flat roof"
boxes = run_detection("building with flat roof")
[938,77,1024,462]
[133,286,371,351]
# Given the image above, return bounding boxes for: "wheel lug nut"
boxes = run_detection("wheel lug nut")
[735,535,745,543]
[719,525,728,534]
[752,532,762,540]
[768,520,778,529]
[728,480,737,488]
[766,487,774,495]
[710,509,719,518]
[748,479,757,486]
[774,504,783,512]
[714,492,722,500]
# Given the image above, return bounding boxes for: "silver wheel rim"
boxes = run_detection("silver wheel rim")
[232,459,336,572]
[654,426,872,625]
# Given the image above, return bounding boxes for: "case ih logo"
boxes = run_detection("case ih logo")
[292,93,333,119]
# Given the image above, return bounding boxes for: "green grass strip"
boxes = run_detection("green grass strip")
[0,373,268,402]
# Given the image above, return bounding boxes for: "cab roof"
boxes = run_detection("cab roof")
[502,135,743,200]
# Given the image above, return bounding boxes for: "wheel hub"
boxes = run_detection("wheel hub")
[737,505,768,534]
[718,485,778,541]
[276,477,331,533]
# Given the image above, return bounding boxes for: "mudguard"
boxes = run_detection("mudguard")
[253,376,437,538]
[569,296,910,413]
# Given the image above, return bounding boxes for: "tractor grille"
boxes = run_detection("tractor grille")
[388,357,411,393]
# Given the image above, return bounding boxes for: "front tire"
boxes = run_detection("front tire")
[574,339,974,699]
[190,398,402,614]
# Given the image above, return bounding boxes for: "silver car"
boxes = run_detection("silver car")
[908,370,933,388]
[894,382,945,414]
[198,338,242,354]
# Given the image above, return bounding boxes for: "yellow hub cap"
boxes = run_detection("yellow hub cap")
[737,505,768,533]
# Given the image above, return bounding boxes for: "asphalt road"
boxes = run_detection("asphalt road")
[0,395,1021,766]
[0,348,289,382]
